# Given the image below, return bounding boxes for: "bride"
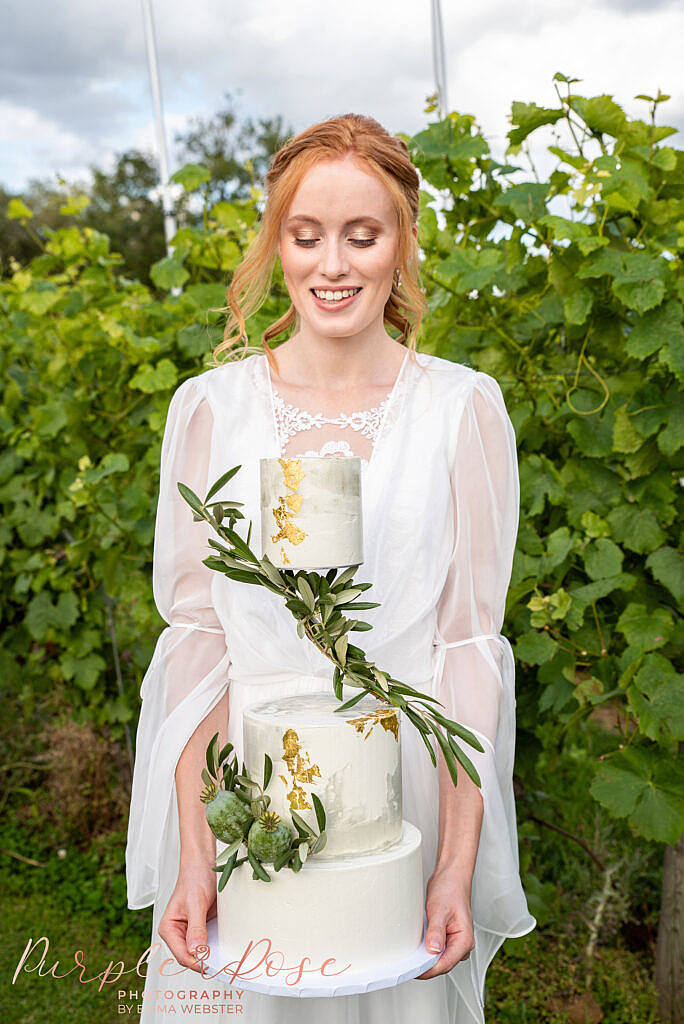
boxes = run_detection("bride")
[126,112,535,1023]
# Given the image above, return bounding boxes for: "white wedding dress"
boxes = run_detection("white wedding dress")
[126,347,536,1022]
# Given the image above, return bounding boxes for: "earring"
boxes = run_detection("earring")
[394,269,401,286]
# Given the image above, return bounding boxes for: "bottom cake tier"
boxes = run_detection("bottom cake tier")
[216,821,424,976]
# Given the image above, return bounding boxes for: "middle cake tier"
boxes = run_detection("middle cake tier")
[243,691,402,859]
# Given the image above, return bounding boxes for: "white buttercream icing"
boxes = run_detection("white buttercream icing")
[217,821,423,974]
[259,456,363,570]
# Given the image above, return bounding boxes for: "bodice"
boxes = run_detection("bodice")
[195,349,457,686]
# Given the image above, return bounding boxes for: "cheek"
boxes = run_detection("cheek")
[280,244,312,284]
[362,242,397,282]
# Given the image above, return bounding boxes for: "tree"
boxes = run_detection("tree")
[81,150,167,287]
[0,91,292,286]
[174,89,292,206]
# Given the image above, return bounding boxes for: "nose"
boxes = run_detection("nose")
[318,238,350,280]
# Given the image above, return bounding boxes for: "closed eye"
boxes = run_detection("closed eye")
[294,238,377,248]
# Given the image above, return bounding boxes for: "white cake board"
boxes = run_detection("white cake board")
[202,915,442,998]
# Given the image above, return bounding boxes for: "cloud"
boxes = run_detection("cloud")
[592,0,679,10]
[1,0,681,192]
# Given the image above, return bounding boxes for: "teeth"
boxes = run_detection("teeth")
[313,288,360,301]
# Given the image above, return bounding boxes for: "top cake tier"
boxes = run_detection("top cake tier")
[259,456,364,570]
[243,691,402,859]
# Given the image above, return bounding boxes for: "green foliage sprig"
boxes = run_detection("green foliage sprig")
[178,465,485,791]
[201,730,328,888]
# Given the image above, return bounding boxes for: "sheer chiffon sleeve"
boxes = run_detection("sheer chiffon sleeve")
[126,376,231,910]
[433,371,535,1020]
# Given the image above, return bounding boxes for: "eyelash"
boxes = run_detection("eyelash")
[294,238,377,248]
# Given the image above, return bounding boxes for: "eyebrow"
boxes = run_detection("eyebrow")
[285,215,384,229]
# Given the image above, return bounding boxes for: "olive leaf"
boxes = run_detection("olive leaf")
[216,852,237,892]
[310,831,327,855]
[177,482,204,515]
[290,810,316,838]
[263,753,273,790]
[217,741,235,765]
[205,465,241,501]
[215,838,243,866]
[273,847,294,872]
[311,792,326,833]
[206,732,220,779]
[447,733,482,788]
[235,775,261,790]
[247,848,271,883]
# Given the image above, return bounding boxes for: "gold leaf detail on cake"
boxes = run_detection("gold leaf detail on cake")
[281,728,321,810]
[279,458,305,491]
[270,459,308,548]
[271,498,307,545]
[346,708,399,742]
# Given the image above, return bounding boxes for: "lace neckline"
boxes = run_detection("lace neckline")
[271,386,391,420]
[260,348,411,471]
[270,388,392,452]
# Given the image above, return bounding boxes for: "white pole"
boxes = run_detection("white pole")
[431,0,448,118]
[140,0,177,258]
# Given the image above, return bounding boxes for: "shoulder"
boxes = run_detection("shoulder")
[413,351,502,403]
[170,353,258,409]
[413,354,513,456]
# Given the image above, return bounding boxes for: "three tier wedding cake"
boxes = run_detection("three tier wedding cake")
[205,454,426,980]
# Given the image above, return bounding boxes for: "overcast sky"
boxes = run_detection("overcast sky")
[2,0,682,194]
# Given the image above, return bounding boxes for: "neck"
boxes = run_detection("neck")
[270,322,406,390]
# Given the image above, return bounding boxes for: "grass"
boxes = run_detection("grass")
[1,887,661,1023]
[2,892,152,1022]
[491,929,662,1023]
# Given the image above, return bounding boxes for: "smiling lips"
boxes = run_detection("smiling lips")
[310,287,362,309]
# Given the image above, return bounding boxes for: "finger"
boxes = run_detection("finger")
[425,912,448,955]
[436,932,474,973]
[159,915,198,970]
[186,904,209,969]
[419,931,474,980]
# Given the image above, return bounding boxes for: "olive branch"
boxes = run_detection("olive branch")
[178,464,484,791]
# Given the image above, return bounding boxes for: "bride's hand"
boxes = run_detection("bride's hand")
[158,861,218,972]
[417,867,475,980]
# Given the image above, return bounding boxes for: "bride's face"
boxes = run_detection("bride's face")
[278,155,400,340]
